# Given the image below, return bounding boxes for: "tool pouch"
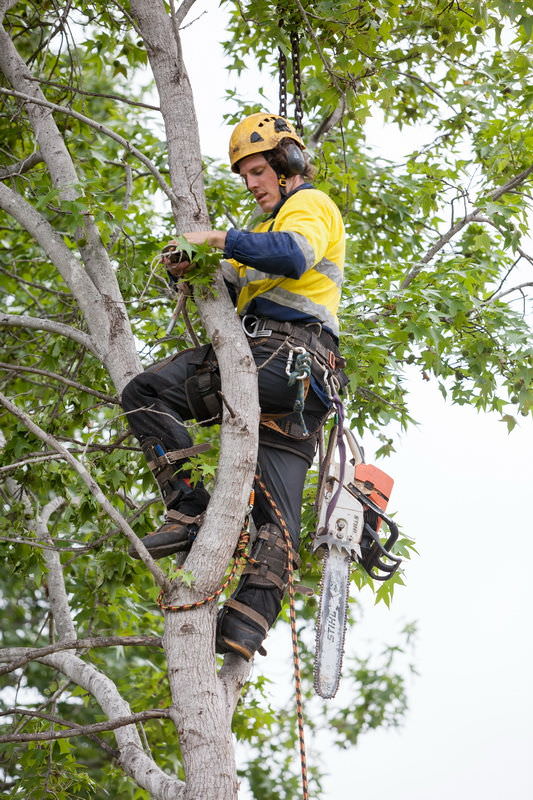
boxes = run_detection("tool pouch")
[241,523,299,593]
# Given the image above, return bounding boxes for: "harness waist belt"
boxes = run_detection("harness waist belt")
[241,315,345,370]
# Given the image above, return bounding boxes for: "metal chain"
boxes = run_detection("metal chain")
[290,29,304,135]
[278,47,288,118]
[278,10,304,133]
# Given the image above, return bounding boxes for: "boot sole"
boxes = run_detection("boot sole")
[217,636,253,661]
[129,540,191,560]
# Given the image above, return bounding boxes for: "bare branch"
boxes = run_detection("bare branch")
[308,97,346,149]
[219,654,253,719]
[28,649,183,798]
[0,453,76,474]
[0,708,118,757]
[0,86,178,206]
[0,362,118,403]
[0,150,43,180]
[0,265,74,300]
[175,0,197,26]
[35,496,76,640]
[27,75,160,111]
[0,391,170,590]
[0,709,170,743]
[480,281,533,305]
[0,636,162,677]
[0,180,104,312]
[0,312,98,354]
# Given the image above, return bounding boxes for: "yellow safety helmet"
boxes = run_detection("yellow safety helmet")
[229,112,305,173]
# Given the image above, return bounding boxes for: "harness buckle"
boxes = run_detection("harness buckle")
[241,315,273,338]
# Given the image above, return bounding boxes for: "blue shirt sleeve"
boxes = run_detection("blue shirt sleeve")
[223,227,307,279]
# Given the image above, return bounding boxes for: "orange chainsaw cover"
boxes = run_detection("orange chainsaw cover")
[353,464,394,531]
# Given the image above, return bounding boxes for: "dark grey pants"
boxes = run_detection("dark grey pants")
[121,340,327,547]
[121,339,328,627]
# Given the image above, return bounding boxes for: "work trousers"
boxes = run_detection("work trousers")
[121,338,328,626]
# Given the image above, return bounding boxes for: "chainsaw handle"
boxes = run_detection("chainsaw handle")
[343,427,364,467]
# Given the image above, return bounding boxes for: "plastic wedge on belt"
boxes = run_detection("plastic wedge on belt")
[314,546,351,699]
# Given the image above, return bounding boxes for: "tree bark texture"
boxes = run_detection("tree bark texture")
[131,2,259,797]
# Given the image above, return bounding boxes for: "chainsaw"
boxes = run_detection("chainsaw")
[312,427,402,699]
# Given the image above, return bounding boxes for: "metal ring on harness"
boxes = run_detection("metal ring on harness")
[242,315,273,338]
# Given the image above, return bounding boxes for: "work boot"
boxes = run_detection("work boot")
[129,436,209,560]
[128,509,204,560]
[216,598,274,660]
[215,523,297,660]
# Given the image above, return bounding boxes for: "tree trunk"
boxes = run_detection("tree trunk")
[130,2,260,797]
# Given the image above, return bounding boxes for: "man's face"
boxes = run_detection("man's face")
[238,154,281,212]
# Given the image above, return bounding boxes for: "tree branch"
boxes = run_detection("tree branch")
[0,180,104,308]
[0,636,162,677]
[0,708,118,758]
[480,281,533,305]
[0,391,170,590]
[0,86,178,207]
[308,96,346,149]
[219,654,253,718]
[0,708,170,743]
[0,23,143,394]
[0,312,98,354]
[34,650,183,799]
[0,362,118,403]
[27,75,160,111]
[35,496,76,640]
[175,0,197,26]
[0,150,43,180]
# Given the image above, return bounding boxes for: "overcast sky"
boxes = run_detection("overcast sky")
[178,5,532,798]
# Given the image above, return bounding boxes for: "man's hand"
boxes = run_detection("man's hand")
[161,230,227,279]
[161,240,193,278]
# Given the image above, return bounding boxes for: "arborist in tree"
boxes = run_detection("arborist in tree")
[121,112,347,660]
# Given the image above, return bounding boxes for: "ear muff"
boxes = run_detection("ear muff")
[284,142,306,176]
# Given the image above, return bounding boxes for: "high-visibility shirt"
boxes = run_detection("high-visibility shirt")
[221,185,345,338]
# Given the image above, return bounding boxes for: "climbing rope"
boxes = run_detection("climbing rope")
[157,494,255,612]
[254,472,309,800]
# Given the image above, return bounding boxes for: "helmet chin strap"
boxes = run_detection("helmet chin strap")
[278,174,288,198]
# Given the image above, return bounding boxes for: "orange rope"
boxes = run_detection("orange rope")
[157,493,255,612]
